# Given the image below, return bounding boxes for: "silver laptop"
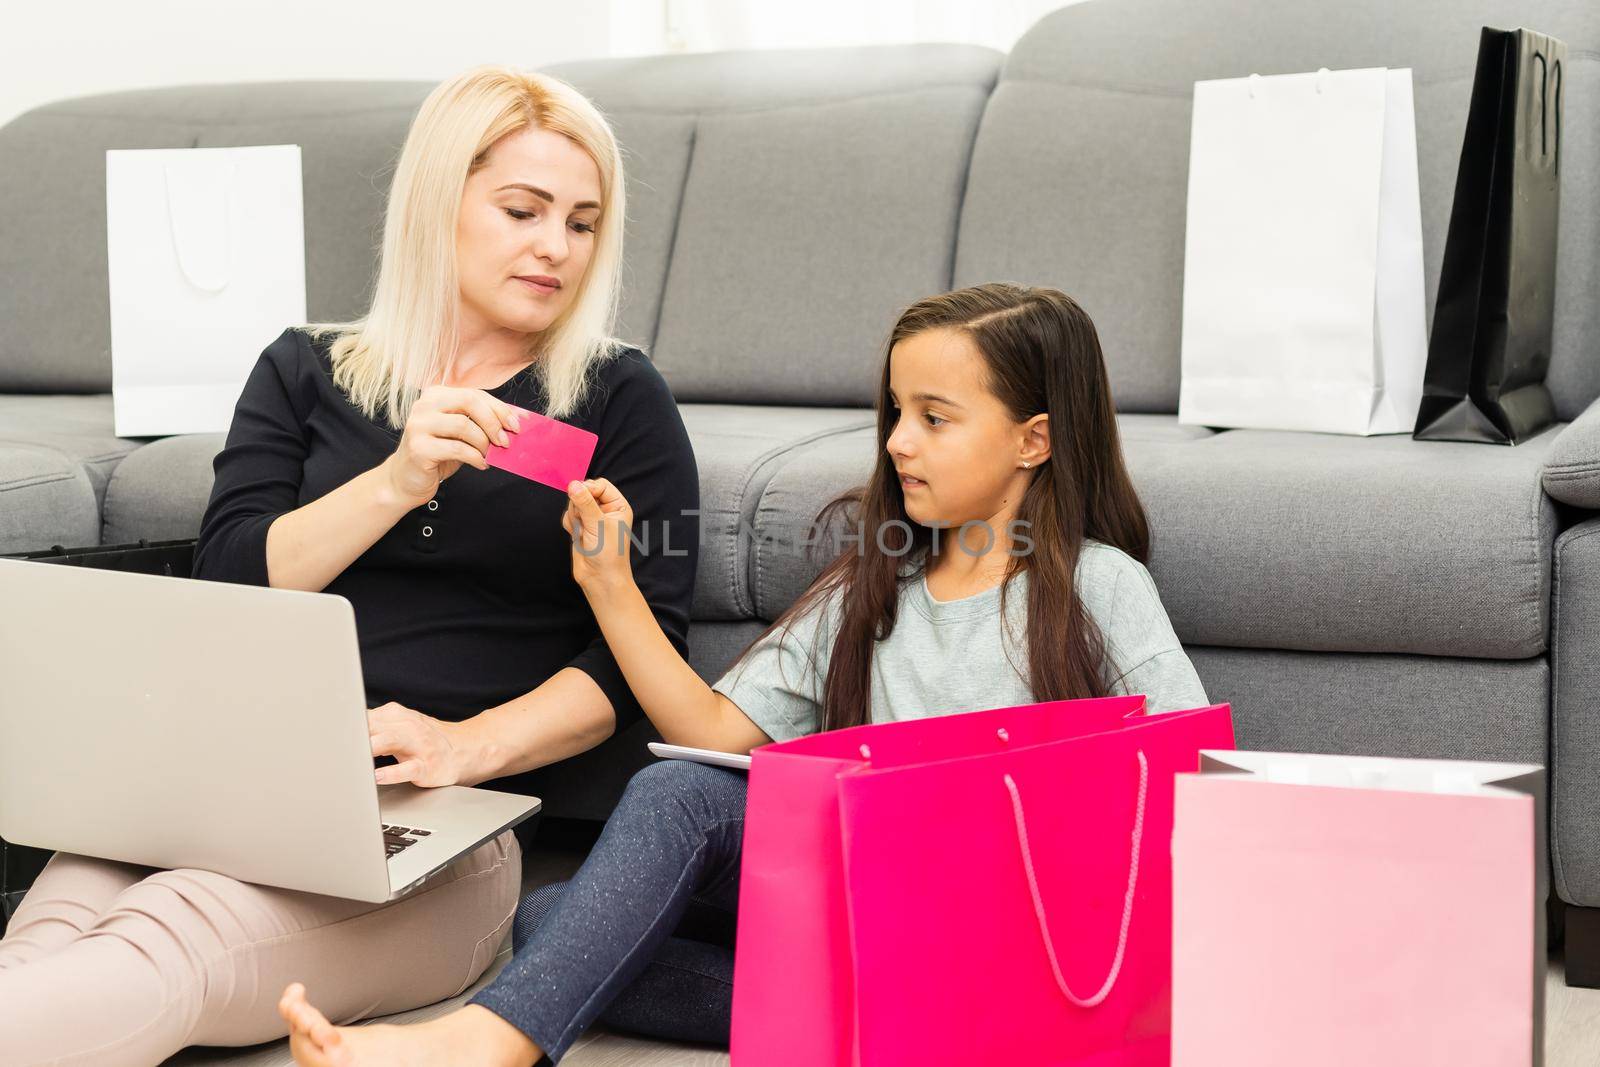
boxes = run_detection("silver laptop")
[0,558,539,903]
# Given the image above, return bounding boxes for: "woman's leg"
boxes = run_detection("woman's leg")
[514,880,735,1046]
[284,759,747,1066]
[0,852,150,969]
[0,830,520,1067]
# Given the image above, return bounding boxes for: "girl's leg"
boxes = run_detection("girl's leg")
[284,759,747,1067]
[514,881,735,1046]
[0,852,150,969]
[0,830,520,1067]
[468,760,746,1060]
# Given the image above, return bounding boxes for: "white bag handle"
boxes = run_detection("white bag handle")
[1003,748,1148,1009]
[1246,67,1332,99]
[163,156,236,294]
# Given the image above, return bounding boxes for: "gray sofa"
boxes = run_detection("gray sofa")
[4,0,1600,998]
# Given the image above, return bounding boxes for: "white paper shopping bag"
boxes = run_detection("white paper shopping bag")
[1179,68,1428,435]
[107,145,306,437]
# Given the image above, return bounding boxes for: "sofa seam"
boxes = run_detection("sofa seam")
[24,69,1009,129]
[995,48,1599,101]
[101,458,129,542]
[649,115,698,353]
[0,471,77,492]
[576,83,990,121]
[733,421,873,618]
[993,62,1489,100]
[31,102,423,125]
[1544,463,1600,482]
[946,77,988,291]
[748,422,876,619]
[1528,464,1555,658]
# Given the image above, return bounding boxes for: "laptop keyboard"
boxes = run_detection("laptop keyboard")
[382,824,432,860]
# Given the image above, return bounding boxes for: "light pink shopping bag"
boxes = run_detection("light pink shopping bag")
[730,696,1233,1066]
[1171,752,1545,1067]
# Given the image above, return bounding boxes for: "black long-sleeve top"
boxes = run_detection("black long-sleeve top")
[193,327,699,737]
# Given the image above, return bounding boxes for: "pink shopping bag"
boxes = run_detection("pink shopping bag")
[730,696,1234,1066]
[1171,751,1545,1067]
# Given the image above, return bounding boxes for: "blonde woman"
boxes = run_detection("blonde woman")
[0,67,699,1067]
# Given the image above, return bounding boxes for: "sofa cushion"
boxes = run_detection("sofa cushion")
[1542,517,1600,905]
[1115,413,1217,444]
[1543,396,1600,509]
[678,403,875,620]
[96,409,879,620]
[748,417,1558,659]
[750,415,1217,618]
[749,425,875,620]
[955,0,1600,419]
[0,394,140,504]
[1140,426,1559,659]
[590,111,696,350]
[0,83,436,393]
[0,442,100,554]
[0,79,693,381]
[100,433,224,545]
[599,44,1000,406]
[1190,645,1547,766]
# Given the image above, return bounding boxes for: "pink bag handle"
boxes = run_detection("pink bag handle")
[1002,748,1149,1009]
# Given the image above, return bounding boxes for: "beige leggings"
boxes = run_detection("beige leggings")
[0,830,520,1067]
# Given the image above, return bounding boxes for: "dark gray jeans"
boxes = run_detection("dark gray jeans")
[470,759,745,1062]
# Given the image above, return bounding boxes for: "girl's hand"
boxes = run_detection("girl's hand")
[382,386,523,507]
[368,702,469,787]
[564,478,636,594]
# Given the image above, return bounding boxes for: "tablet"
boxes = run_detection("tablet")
[647,742,753,772]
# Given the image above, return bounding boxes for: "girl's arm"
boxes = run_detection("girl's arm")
[567,479,774,754]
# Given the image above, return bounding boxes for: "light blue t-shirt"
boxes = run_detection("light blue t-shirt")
[712,541,1209,743]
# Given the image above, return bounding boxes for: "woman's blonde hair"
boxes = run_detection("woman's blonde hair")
[311,66,627,427]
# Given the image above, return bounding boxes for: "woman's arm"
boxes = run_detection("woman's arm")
[368,667,618,786]
[267,386,523,592]
[369,355,716,782]
[263,465,416,592]
[568,480,774,754]
[193,332,522,592]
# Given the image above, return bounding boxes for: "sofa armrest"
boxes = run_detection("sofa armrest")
[1544,397,1600,507]
[1552,516,1600,906]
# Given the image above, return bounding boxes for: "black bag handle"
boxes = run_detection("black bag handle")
[1530,46,1562,172]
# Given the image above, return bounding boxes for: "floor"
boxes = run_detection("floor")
[164,831,1600,1066]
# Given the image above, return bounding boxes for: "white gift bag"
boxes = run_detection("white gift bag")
[1179,68,1428,435]
[107,145,306,437]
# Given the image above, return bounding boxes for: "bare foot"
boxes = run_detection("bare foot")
[279,983,542,1067]
[279,983,352,1067]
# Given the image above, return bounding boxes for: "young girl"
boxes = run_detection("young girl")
[280,283,1209,1066]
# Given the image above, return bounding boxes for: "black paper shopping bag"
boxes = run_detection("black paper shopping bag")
[1415,27,1565,445]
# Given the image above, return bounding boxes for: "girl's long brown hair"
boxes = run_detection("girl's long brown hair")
[749,282,1150,733]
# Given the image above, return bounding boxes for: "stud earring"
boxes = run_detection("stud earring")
[1021,461,1032,469]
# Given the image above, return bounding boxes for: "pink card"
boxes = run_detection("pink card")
[485,406,599,490]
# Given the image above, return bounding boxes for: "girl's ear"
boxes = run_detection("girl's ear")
[1019,413,1051,469]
